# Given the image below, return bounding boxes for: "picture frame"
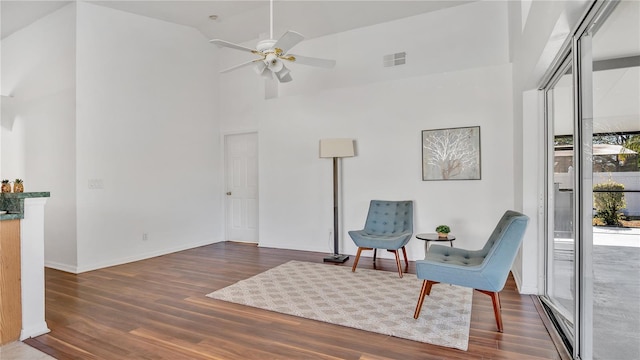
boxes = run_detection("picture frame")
[422,126,481,181]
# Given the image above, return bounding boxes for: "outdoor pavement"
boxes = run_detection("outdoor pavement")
[593,226,640,247]
[553,227,640,360]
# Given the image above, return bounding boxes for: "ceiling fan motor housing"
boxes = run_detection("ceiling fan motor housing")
[256,39,277,52]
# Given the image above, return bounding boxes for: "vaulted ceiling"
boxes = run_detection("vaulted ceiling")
[1,1,475,42]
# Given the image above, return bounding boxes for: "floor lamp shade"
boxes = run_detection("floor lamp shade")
[319,139,355,158]
[319,138,355,263]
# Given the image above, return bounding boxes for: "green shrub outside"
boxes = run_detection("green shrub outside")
[593,179,626,226]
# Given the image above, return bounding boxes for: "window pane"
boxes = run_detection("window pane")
[547,61,576,344]
[590,2,640,359]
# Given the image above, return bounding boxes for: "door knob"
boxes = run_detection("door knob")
[226,192,232,195]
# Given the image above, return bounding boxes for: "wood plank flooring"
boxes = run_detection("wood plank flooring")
[25,242,563,359]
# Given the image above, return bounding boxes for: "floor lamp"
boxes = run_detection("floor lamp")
[319,138,355,263]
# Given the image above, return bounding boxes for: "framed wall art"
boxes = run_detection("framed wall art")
[422,126,481,181]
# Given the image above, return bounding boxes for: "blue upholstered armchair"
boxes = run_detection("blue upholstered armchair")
[348,200,413,278]
[413,210,529,332]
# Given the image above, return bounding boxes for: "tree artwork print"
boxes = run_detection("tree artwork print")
[422,126,481,180]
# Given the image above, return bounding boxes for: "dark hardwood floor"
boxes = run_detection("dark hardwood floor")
[25,242,563,359]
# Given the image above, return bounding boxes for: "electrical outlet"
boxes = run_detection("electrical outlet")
[142,233,148,241]
[88,178,104,190]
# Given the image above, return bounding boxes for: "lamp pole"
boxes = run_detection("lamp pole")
[324,157,349,263]
[319,138,354,263]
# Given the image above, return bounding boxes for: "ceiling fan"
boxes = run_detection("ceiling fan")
[209,0,336,83]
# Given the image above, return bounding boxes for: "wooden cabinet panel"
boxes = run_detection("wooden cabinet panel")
[0,220,21,345]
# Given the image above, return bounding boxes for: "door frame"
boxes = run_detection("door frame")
[221,129,259,244]
[541,54,578,354]
[538,1,620,358]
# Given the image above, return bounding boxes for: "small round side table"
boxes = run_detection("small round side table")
[415,233,456,251]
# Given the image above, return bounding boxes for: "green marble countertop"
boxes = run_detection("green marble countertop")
[0,192,50,220]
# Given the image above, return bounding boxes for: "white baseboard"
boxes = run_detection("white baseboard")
[45,260,78,273]
[518,285,539,294]
[258,241,422,261]
[20,322,50,340]
[46,239,221,274]
[258,241,328,254]
[75,239,221,273]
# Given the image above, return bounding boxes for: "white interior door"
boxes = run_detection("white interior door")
[225,133,258,243]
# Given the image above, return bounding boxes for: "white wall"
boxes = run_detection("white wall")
[259,64,514,261]
[216,1,514,261]
[1,4,78,269]
[73,3,222,272]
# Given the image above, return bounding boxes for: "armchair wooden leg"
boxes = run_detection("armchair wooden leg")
[352,247,373,273]
[414,280,437,319]
[401,246,409,270]
[373,248,377,262]
[477,290,503,332]
[352,247,364,272]
[392,250,403,278]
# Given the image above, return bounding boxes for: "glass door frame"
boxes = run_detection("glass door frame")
[542,54,576,351]
[539,1,620,359]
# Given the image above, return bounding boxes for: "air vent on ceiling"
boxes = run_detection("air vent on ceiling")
[383,52,406,67]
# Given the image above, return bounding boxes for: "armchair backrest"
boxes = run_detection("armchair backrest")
[480,210,529,291]
[363,200,413,235]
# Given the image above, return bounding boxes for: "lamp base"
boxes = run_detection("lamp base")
[323,254,350,263]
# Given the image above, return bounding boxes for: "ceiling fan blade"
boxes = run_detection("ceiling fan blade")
[286,54,336,68]
[220,59,261,74]
[274,31,304,54]
[210,39,257,54]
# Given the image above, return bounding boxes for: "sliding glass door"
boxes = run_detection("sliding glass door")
[545,58,576,349]
[542,1,640,359]
[589,2,640,359]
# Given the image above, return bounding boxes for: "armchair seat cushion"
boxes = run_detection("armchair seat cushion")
[416,257,497,292]
[348,230,412,250]
[418,245,491,290]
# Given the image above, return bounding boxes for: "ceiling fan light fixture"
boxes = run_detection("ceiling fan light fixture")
[271,61,283,73]
[276,66,290,80]
[278,72,293,83]
[266,55,284,72]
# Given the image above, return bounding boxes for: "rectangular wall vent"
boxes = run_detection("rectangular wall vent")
[383,52,406,67]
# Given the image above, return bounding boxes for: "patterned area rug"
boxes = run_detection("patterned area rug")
[206,260,473,350]
[0,342,56,360]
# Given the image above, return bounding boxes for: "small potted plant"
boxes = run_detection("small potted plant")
[435,225,451,238]
[13,179,24,193]
[1,180,11,193]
